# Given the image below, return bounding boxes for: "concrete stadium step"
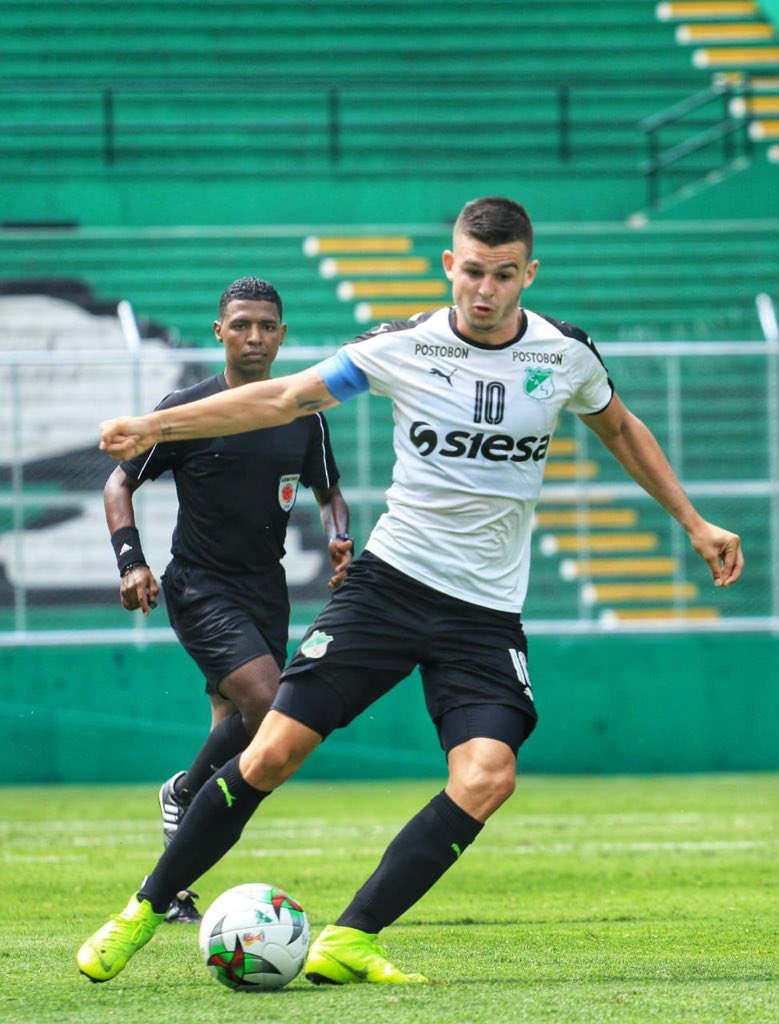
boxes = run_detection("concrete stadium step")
[749,119,779,139]
[656,2,761,19]
[692,45,779,68]
[676,22,776,43]
[730,96,779,116]
[0,25,682,51]
[599,607,720,623]
[0,87,697,124]
[0,148,637,170]
[0,2,670,31]
[539,532,660,554]
[0,53,689,78]
[0,121,648,145]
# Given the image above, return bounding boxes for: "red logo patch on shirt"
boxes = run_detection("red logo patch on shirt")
[278,474,300,512]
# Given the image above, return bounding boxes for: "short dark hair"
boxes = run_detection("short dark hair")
[454,196,534,256]
[218,277,283,319]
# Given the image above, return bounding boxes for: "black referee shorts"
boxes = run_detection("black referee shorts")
[274,552,537,755]
[162,557,289,694]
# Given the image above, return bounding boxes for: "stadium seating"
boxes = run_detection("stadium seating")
[0,2,774,630]
[0,220,774,347]
[0,0,751,189]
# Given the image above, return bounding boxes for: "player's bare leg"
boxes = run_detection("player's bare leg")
[208,689,235,728]
[444,736,517,822]
[219,654,281,738]
[237,709,322,789]
[306,737,516,984]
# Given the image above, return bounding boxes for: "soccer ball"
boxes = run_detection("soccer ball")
[198,882,310,991]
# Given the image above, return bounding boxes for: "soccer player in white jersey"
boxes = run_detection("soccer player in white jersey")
[78,197,743,986]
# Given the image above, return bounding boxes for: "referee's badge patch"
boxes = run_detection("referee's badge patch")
[524,368,555,401]
[300,629,333,659]
[278,474,300,511]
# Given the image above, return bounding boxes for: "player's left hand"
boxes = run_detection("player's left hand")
[100,415,161,460]
[327,536,354,589]
[688,520,744,587]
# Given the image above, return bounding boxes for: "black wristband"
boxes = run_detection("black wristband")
[111,526,148,577]
[334,533,352,543]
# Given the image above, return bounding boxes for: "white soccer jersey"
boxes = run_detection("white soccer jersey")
[340,306,613,612]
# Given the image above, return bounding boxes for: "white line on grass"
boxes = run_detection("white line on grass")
[239,839,775,858]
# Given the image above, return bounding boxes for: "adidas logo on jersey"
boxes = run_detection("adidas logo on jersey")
[410,421,550,463]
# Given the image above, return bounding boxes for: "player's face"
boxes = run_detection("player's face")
[442,232,538,345]
[214,299,287,385]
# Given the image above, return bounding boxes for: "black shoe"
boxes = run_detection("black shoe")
[158,771,188,847]
[164,889,202,924]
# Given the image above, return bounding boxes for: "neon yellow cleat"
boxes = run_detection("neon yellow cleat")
[304,924,429,985]
[76,894,165,982]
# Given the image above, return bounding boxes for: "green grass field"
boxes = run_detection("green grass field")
[0,774,776,1024]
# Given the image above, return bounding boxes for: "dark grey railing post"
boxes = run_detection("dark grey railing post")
[103,87,115,166]
[722,84,735,164]
[328,87,340,163]
[558,84,570,161]
[647,129,659,208]
[741,74,754,161]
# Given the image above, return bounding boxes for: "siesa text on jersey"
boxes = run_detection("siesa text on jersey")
[410,422,550,462]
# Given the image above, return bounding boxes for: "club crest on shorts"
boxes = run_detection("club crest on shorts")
[524,368,555,401]
[277,474,300,512]
[300,629,333,659]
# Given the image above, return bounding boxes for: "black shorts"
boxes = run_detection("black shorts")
[274,552,537,754]
[162,557,289,694]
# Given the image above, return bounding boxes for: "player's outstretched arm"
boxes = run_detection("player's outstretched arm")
[581,393,744,588]
[99,368,340,460]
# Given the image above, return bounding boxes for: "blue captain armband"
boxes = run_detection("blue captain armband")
[314,350,370,402]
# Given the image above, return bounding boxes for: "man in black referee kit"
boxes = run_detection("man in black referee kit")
[81,198,743,984]
[103,276,352,922]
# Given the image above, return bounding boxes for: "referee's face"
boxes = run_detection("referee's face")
[443,232,538,346]
[214,299,287,386]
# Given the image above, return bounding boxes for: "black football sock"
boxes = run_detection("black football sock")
[336,790,483,934]
[139,755,269,913]
[177,713,251,802]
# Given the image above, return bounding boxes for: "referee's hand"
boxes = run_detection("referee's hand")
[119,565,160,615]
[328,536,354,589]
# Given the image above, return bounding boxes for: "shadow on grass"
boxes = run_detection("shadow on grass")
[394,915,659,926]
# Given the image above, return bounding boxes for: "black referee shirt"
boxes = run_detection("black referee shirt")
[121,373,340,575]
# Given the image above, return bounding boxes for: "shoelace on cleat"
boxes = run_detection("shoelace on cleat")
[99,912,156,951]
[367,938,390,959]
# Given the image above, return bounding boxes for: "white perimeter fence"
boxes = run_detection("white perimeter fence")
[0,339,776,646]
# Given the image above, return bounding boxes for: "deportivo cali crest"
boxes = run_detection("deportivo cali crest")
[524,368,555,400]
[300,629,333,659]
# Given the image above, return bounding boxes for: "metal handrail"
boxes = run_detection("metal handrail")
[0,77,704,173]
[640,83,729,133]
[643,118,746,172]
[0,75,704,90]
[640,77,753,209]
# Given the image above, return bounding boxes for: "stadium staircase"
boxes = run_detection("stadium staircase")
[655,1,779,164]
